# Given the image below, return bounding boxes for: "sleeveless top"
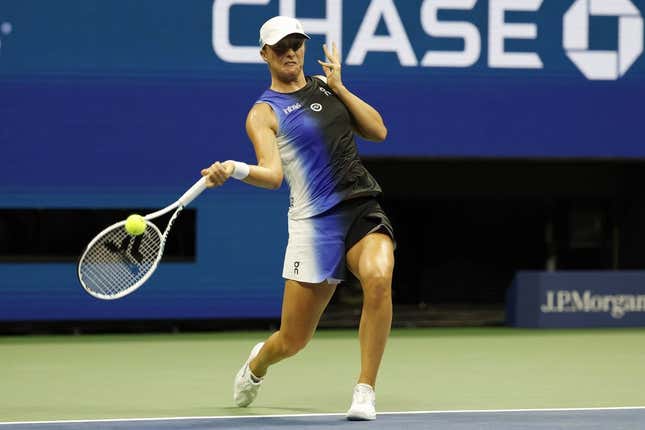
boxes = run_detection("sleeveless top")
[255,76,382,219]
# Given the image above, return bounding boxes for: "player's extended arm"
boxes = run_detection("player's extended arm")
[242,103,284,190]
[201,103,283,190]
[318,43,387,142]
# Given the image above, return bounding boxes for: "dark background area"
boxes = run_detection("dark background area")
[2,159,644,334]
[324,158,645,327]
[370,158,645,303]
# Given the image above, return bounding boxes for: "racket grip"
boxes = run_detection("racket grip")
[178,177,207,207]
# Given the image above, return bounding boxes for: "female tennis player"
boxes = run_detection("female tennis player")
[201,16,394,421]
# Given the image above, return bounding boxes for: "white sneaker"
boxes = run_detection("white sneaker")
[346,383,376,420]
[233,342,264,407]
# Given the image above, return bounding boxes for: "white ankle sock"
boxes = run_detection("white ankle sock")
[249,367,262,383]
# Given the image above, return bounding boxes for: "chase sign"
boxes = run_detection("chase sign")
[0,0,644,161]
[213,0,644,80]
[564,0,643,80]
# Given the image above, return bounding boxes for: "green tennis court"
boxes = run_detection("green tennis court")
[2,327,644,423]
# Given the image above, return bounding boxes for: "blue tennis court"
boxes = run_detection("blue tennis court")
[2,408,644,430]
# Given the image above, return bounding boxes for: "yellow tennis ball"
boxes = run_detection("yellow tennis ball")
[125,214,146,236]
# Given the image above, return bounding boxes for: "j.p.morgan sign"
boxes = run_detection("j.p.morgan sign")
[541,290,645,319]
[507,272,645,328]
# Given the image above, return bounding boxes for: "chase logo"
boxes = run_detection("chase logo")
[564,0,644,80]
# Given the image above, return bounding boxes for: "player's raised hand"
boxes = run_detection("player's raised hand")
[318,42,343,93]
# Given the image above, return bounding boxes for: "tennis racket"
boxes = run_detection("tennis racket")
[77,177,207,300]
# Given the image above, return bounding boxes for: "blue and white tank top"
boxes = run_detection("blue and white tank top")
[255,76,382,220]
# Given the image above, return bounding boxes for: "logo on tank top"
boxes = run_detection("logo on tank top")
[293,261,301,275]
[283,102,302,115]
[310,103,323,112]
[319,87,332,97]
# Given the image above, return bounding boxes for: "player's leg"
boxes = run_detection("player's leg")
[345,231,394,420]
[346,231,394,388]
[233,278,336,407]
[234,203,348,407]
[250,279,337,377]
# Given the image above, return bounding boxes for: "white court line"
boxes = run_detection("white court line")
[1,406,644,426]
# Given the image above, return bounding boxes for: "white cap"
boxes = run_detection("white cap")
[259,16,310,47]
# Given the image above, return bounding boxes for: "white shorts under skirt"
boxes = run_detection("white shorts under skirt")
[282,197,394,284]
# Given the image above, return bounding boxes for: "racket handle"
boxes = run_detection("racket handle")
[178,177,207,207]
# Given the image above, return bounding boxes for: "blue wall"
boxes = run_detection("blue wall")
[1,0,644,320]
[0,187,288,321]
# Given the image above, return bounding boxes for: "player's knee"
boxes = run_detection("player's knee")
[361,273,392,305]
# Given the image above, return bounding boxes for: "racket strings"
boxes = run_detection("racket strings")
[79,225,162,297]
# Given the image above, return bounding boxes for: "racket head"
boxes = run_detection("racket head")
[77,220,163,300]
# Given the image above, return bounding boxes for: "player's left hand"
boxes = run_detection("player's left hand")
[318,42,343,93]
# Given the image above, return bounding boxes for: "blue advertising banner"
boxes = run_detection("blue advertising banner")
[0,0,643,168]
[507,271,645,328]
